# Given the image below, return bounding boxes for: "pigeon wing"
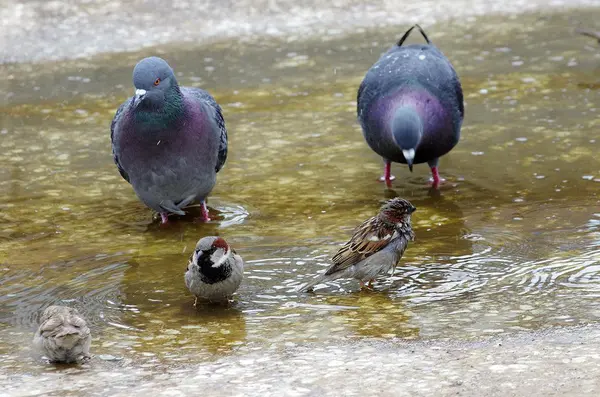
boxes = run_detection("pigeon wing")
[110,99,131,183]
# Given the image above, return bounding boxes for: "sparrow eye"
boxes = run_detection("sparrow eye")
[153,78,161,86]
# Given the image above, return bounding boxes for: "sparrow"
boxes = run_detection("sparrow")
[184,236,244,303]
[300,197,416,292]
[32,305,91,363]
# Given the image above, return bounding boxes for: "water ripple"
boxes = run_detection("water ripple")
[0,253,130,332]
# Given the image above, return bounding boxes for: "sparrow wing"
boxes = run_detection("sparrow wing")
[327,216,398,275]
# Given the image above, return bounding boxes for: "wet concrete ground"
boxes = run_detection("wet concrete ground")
[3,324,600,396]
[0,0,598,63]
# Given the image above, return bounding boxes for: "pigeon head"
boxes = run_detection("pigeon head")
[379,197,416,225]
[390,106,423,171]
[132,57,179,110]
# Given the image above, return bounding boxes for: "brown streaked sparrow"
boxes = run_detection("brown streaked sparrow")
[33,305,91,363]
[185,236,244,304]
[300,197,416,292]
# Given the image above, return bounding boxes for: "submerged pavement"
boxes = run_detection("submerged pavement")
[3,324,600,396]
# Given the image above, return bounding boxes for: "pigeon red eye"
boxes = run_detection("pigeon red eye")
[154,78,161,86]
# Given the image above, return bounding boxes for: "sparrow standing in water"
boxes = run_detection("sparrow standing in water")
[301,198,416,292]
[33,305,91,363]
[185,236,244,303]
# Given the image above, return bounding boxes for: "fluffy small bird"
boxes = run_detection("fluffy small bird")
[111,56,228,224]
[357,25,464,188]
[300,197,416,292]
[576,28,600,44]
[32,305,91,363]
[185,236,244,303]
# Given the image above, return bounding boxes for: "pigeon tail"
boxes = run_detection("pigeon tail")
[397,24,431,47]
[159,194,196,216]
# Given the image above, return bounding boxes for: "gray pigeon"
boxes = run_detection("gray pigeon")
[357,25,464,188]
[33,305,91,363]
[111,57,228,223]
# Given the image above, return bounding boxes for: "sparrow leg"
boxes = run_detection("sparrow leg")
[199,201,211,222]
[428,158,446,188]
[160,213,169,224]
[378,160,396,187]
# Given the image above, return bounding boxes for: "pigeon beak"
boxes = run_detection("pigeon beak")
[133,89,146,107]
[402,149,415,172]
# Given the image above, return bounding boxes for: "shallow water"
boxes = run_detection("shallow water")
[1,4,600,394]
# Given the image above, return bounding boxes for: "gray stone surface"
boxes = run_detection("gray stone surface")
[0,0,598,63]
[3,325,600,396]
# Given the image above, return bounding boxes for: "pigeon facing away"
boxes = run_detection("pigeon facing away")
[357,25,464,188]
[32,305,91,363]
[111,57,228,224]
[300,197,416,292]
[576,28,600,44]
[185,236,244,303]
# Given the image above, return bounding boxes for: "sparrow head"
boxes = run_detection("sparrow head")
[379,197,416,225]
[191,236,232,269]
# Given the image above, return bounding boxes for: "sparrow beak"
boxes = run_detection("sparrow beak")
[410,206,417,213]
[402,149,415,172]
[133,89,146,107]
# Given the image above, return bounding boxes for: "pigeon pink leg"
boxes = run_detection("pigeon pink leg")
[429,166,446,188]
[378,161,396,187]
[160,213,169,224]
[200,201,211,222]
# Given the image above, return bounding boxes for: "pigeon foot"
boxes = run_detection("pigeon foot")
[199,201,211,222]
[429,167,446,188]
[379,161,396,187]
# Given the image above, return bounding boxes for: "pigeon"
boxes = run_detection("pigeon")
[576,28,600,44]
[357,24,464,188]
[111,56,228,224]
[32,305,91,363]
[300,197,416,292]
[185,236,244,303]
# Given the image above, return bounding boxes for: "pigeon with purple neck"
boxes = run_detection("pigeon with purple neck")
[111,57,227,223]
[357,25,464,188]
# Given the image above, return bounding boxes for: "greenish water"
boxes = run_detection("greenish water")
[0,7,600,389]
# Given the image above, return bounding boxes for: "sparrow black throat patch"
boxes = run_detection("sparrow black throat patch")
[196,247,232,284]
